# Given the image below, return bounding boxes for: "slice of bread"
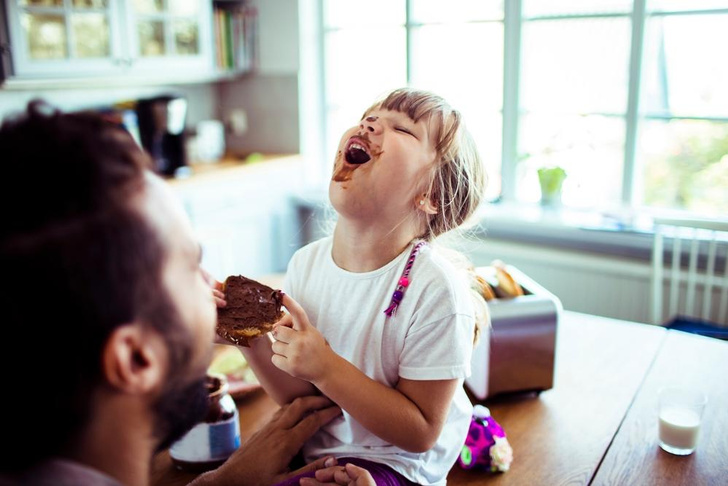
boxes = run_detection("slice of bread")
[216,275,284,347]
[492,260,524,298]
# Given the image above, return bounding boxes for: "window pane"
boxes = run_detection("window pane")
[137,20,165,56]
[324,27,406,157]
[648,0,728,12]
[638,119,728,215]
[523,0,632,17]
[410,23,503,111]
[469,113,502,201]
[325,0,405,28]
[72,0,107,7]
[172,19,199,55]
[133,0,163,15]
[518,114,625,208]
[642,14,728,118]
[168,0,200,17]
[324,27,406,114]
[22,13,67,60]
[410,23,503,201]
[521,18,631,114]
[411,0,503,23]
[72,13,109,57]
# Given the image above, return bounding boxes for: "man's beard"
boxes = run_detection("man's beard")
[153,371,209,452]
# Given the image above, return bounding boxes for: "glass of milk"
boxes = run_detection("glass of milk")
[658,386,708,455]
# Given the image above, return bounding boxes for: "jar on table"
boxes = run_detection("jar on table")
[169,372,241,472]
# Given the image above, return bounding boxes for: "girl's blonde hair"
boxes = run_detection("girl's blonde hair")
[365,87,490,344]
[364,87,487,241]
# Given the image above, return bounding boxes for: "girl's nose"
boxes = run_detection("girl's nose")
[360,115,382,134]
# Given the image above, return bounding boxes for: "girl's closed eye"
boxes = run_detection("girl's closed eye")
[395,126,417,139]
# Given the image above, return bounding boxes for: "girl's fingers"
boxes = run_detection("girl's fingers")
[271,324,295,344]
[281,293,310,331]
[274,313,293,328]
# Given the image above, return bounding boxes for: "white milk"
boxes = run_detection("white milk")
[658,407,701,452]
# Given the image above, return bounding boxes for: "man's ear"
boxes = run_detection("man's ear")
[102,323,167,394]
[416,194,438,215]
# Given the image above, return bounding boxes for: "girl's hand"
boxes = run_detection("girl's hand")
[201,267,226,308]
[270,293,337,384]
[300,463,376,486]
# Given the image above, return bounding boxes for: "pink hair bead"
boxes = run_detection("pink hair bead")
[398,277,410,287]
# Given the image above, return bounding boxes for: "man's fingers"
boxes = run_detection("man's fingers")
[287,405,342,444]
[274,396,339,430]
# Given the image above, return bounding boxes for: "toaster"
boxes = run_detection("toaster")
[466,265,562,401]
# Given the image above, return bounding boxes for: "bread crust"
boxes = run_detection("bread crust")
[216,276,283,347]
[492,261,524,298]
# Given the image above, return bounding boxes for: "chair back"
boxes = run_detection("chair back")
[651,218,728,326]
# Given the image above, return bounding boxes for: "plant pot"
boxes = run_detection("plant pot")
[537,167,566,207]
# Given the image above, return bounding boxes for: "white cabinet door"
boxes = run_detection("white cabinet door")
[121,0,214,77]
[4,0,213,79]
[6,0,126,77]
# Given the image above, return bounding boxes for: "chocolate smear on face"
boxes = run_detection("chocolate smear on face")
[332,133,383,183]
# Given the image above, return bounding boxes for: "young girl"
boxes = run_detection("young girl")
[233,87,488,486]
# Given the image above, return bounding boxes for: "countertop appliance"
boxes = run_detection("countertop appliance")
[135,94,188,176]
[467,265,561,401]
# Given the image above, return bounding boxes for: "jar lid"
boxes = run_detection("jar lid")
[206,372,229,398]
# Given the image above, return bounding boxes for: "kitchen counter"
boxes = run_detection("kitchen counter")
[163,153,302,189]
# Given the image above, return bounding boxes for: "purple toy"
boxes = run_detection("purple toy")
[458,405,513,472]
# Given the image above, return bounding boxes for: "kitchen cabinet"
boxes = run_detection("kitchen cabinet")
[169,155,304,281]
[1,0,254,83]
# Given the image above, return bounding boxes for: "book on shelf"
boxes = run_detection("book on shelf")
[213,4,258,73]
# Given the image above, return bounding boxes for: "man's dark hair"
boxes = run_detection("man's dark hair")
[0,101,188,471]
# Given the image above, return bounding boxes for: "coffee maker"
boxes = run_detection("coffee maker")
[135,95,188,176]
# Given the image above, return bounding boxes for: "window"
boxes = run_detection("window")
[319,0,728,217]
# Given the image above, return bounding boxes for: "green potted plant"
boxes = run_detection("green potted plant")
[537,166,567,206]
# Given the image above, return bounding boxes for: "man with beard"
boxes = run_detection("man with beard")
[0,102,361,486]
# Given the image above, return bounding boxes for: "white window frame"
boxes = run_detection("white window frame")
[302,0,728,216]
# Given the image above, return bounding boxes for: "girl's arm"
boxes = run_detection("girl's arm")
[208,271,317,405]
[239,325,319,405]
[319,358,459,453]
[272,295,459,453]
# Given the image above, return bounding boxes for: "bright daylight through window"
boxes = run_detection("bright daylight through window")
[322,0,728,217]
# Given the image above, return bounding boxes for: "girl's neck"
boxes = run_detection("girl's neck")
[332,221,420,273]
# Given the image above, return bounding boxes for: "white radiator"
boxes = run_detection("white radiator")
[454,237,727,326]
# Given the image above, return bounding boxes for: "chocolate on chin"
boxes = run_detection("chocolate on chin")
[216,275,284,347]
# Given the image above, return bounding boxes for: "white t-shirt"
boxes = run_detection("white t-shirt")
[283,236,476,486]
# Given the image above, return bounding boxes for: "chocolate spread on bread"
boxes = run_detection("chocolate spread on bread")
[216,276,284,347]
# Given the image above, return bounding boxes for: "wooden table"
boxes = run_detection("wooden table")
[152,312,728,486]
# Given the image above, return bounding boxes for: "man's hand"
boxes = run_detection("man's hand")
[300,463,377,486]
[188,396,341,486]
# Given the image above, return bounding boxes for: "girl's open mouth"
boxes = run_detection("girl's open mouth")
[344,137,371,165]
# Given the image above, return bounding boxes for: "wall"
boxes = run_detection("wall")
[217,74,299,155]
[216,0,301,156]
